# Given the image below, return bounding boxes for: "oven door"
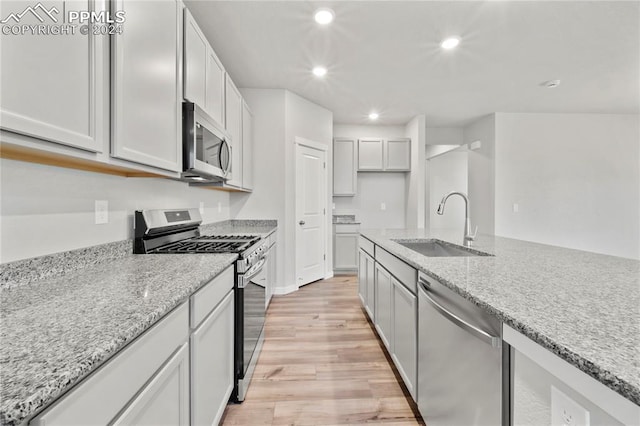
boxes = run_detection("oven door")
[235,255,267,401]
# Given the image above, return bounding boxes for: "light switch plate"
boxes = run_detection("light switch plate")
[513,203,519,213]
[551,386,590,426]
[199,201,205,214]
[95,200,108,225]
[217,201,222,213]
[381,202,386,211]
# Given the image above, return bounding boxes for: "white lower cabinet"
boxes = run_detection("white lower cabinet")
[391,277,417,400]
[112,343,190,426]
[191,291,234,426]
[374,263,393,350]
[30,265,235,426]
[358,249,368,307]
[333,224,359,273]
[359,237,418,402]
[31,303,190,426]
[358,247,376,320]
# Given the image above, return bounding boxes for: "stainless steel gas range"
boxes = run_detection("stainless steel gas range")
[133,208,268,402]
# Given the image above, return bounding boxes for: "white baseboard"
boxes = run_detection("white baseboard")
[324,271,334,279]
[272,284,298,295]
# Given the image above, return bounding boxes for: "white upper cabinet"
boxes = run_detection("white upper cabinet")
[183,9,207,108]
[358,138,384,171]
[385,138,411,171]
[333,138,357,196]
[111,0,182,172]
[205,49,225,126]
[184,8,225,128]
[225,75,243,187]
[242,100,254,191]
[357,138,411,172]
[0,0,108,153]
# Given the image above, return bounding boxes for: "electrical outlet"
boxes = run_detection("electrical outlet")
[551,386,590,426]
[95,200,108,225]
[381,202,386,211]
[199,202,205,214]
[217,201,222,213]
[513,203,519,213]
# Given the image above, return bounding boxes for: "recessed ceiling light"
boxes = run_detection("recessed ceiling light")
[314,8,335,25]
[542,79,561,88]
[441,37,460,50]
[368,112,379,120]
[312,66,327,77]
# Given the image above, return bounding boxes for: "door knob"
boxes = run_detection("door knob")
[299,220,306,225]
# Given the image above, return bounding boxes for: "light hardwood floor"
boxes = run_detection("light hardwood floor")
[221,275,425,426]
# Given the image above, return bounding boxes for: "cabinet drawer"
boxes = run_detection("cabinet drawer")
[375,246,417,294]
[190,265,234,329]
[359,235,375,257]
[31,303,189,426]
[335,224,360,234]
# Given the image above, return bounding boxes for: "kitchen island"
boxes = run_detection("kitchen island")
[360,228,640,412]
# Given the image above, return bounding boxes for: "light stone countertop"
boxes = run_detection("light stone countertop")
[360,228,640,406]
[0,219,278,426]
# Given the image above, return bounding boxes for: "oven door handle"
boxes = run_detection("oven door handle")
[239,257,266,288]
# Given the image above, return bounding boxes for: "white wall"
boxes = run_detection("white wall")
[494,113,640,259]
[464,114,496,236]
[428,150,468,237]
[426,127,464,145]
[235,89,333,293]
[333,124,407,229]
[0,159,231,263]
[405,115,426,229]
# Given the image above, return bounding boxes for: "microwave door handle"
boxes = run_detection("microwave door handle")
[220,140,231,177]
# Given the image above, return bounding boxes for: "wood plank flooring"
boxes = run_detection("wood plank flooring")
[221,275,425,426]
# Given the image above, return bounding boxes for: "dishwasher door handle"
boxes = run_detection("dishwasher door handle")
[420,282,502,348]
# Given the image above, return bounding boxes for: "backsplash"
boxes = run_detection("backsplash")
[0,159,232,263]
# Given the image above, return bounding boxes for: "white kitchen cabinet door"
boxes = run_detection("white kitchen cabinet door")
[374,263,393,350]
[225,75,243,187]
[183,8,206,109]
[392,277,417,401]
[385,138,411,171]
[205,49,225,126]
[358,138,384,171]
[333,138,357,195]
[358,249,368,307]
[242,101,254,191]
[365,252,375,320]
[190,291,234,426]
[112,343,190,426]
[334,232,359,271]
[0,0,107,153]
[111,0,182,172]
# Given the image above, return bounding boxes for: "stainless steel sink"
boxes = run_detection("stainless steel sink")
[392,239,492,257]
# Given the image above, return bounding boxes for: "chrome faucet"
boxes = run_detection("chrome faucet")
[437,191,477,246]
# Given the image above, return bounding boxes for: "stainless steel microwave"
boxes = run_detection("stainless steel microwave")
[182,102,231,181]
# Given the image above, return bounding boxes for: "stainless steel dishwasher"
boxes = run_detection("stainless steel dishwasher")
[418,272,507,426]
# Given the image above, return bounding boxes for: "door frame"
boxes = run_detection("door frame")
[294,137,331,288]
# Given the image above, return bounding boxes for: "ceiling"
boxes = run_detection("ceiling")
[184,1,640,127]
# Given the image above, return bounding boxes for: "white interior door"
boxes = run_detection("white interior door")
[295,141,327,286]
